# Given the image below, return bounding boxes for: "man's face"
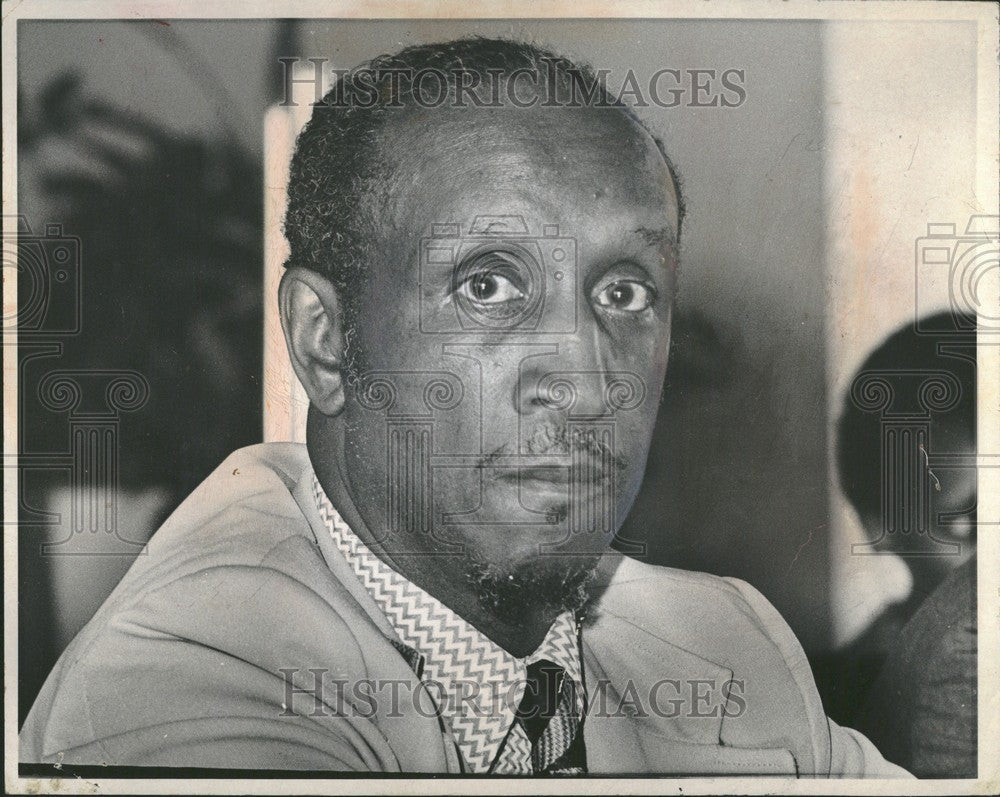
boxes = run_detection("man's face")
[339,104,679,592]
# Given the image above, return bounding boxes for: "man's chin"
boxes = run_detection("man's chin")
[464,548,604,626]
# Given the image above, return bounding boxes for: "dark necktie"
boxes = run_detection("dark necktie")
[515,659,587,774]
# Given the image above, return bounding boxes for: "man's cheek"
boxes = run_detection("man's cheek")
[617,420,658,492]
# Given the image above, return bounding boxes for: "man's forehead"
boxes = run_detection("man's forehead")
[394,105,658,170]
[378,105,679,238]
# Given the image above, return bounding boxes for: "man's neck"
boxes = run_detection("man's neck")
[380,552,558,657]
[309,418,560,658]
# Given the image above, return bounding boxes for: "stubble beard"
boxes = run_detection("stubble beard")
[463,547,604,627]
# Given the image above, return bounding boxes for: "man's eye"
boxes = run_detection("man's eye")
[456,271,525,305]
[594,280,656,312]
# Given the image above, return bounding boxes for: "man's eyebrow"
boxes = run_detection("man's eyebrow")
[633,226,679,261]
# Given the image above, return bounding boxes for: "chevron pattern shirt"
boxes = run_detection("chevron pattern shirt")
[312,474,586,774]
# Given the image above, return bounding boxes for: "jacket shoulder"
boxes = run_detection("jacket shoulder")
[593,555,832,773]
[96,443,315,596]
[599,556,783,633]
[599,555,818,687]
[20,444,375,766]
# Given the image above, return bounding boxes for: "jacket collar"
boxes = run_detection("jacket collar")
[292,459,398,639]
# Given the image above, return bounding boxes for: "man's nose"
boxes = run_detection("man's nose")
[512,340,617,418]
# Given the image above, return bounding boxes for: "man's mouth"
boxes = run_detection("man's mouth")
[476,425,626,502]
[494,460,612,493]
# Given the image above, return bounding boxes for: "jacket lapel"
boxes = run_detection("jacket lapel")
[581,553,797,775]
[292,468,464,773]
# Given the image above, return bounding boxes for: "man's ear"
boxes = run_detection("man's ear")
[279,267,347,417]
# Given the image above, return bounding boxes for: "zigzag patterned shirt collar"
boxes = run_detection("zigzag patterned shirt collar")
[312,473,584,773]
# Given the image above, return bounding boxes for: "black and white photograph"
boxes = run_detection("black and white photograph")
[4,1,998,792]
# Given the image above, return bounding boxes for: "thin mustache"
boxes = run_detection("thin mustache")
[477,426,628,474]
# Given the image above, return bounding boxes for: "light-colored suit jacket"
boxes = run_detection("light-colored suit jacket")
[21,444,908,776]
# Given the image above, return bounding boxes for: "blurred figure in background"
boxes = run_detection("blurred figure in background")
[834,312,977,776]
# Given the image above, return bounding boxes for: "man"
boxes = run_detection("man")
[21,38,908,776]
[836,313,977,776]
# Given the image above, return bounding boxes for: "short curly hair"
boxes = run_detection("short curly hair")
[283,36,685,341]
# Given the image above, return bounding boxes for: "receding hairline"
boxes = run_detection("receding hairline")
[363,102,682,234]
